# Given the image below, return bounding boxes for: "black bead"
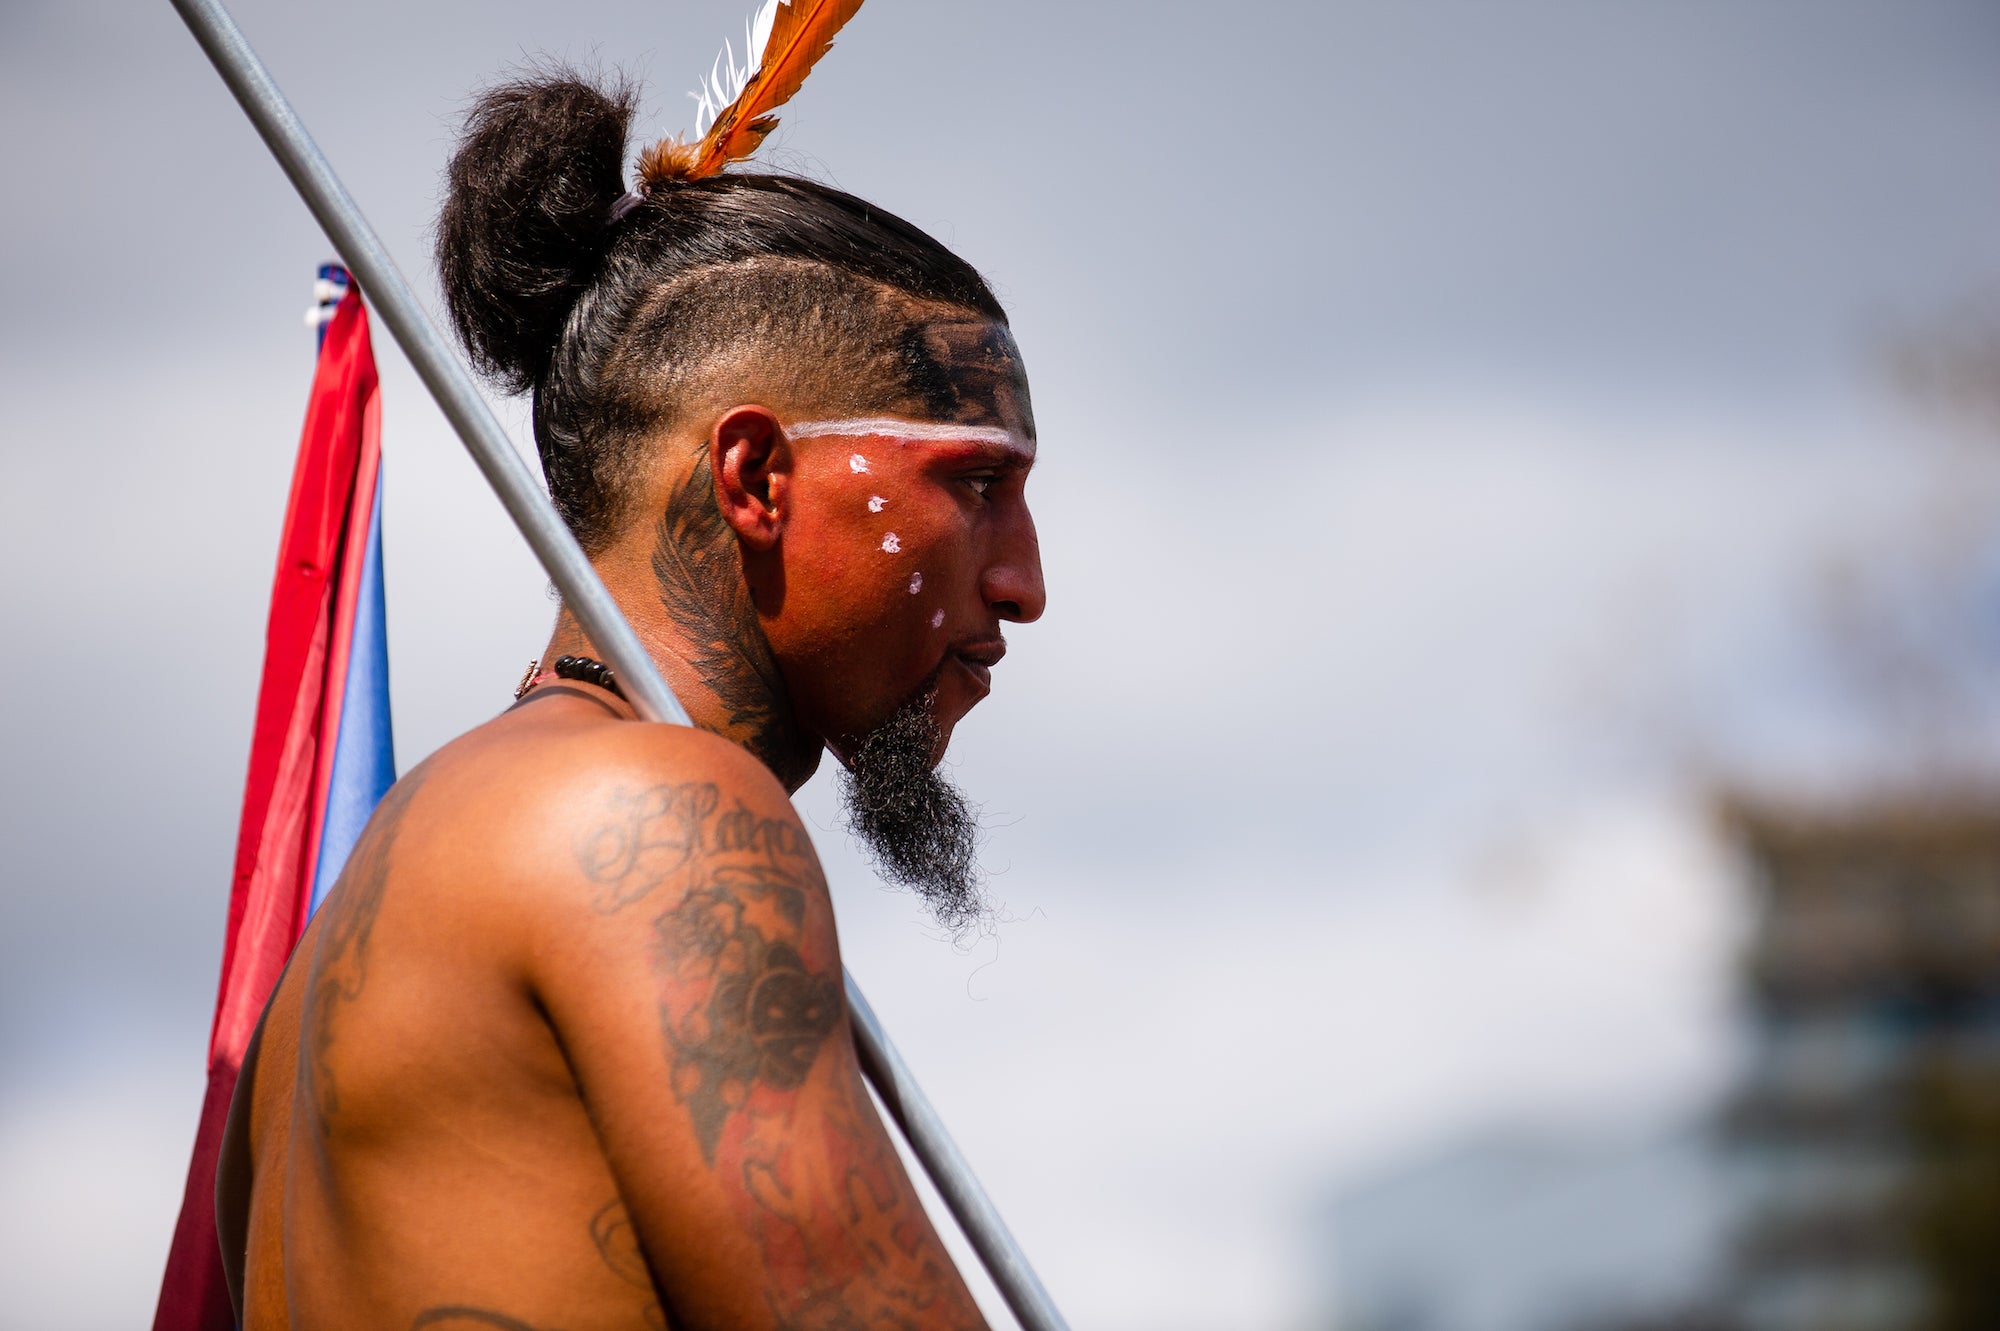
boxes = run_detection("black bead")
[550,653,625,701]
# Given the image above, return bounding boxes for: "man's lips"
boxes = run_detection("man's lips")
[947,636,1006,694]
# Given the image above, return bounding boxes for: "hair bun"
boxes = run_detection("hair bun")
[437,72,635,393]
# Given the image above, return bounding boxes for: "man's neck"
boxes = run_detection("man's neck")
[540,602,821,792]
[541,461,822,792]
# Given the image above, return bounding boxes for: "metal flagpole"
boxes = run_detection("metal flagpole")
[846,980,1070,1331]
[166,1,1069,1327]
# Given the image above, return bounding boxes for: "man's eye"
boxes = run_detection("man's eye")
[964,475,997,498]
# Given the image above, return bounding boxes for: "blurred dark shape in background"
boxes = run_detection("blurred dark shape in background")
[1324,800,2000,1331]
[1888,306,2000,436]
[1709,798,2000,1331]
[1326,314,2000,1331]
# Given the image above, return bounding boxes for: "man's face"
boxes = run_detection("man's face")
[765,319,1044,762]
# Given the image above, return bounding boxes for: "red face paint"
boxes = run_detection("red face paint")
[765,415,1043,755]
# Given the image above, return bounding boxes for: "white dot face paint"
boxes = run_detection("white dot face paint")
[867,495,887,512]
[930,609,946,629]
[848,453,870,473]
[881,532,901,554]
[908,572,923,594]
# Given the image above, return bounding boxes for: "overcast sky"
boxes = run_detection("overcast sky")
[5,2,2000,1328]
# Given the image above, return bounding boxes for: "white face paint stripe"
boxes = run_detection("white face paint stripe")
[791,416,1034,454]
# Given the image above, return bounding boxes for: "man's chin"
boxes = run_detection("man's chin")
[932,657,998,743]
[834,657,963,767]
[827,728,955,774]
[835,677,987,937]
[923,697,968,766]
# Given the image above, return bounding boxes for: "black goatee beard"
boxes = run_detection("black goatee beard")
[837,679,986,937]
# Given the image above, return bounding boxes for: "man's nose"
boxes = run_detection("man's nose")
[981,512,1046,624]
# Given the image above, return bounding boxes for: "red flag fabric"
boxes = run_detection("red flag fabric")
[153,288,382,1330]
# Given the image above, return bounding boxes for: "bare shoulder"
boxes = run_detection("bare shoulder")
[400,691,822,930]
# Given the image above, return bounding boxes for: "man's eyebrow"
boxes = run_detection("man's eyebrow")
[932,437,1036,470]
[785,416,1034,455]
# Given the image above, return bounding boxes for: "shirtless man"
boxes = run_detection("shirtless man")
[215,73,1043,1330]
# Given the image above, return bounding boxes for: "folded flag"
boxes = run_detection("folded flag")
[153,264,395,1331]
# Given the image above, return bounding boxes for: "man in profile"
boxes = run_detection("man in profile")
[217,72,1044,1330]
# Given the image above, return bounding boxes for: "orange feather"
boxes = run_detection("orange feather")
[690,0,866,177]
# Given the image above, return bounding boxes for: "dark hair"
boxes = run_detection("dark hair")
[438,71,1006,552]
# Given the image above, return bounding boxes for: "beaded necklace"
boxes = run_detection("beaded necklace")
[513,654,626,702]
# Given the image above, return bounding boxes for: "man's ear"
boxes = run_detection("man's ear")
[710,405,791,551]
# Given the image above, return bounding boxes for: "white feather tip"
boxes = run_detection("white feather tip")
[690,0,789,136]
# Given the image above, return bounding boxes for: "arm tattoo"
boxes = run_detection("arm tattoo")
[651,456,813,787]
[299,767,427,1133]
[589,1200,667,1331]
[577,782,984,1329]
[576,781,723,914]
[658,862,842,1163]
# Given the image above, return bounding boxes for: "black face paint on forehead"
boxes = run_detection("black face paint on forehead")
[896,321,1036,441]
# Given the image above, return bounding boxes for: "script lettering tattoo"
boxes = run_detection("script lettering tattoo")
[576,783,807,915]
[589,1200,668,1331]
[576,782,983,1329]
[576,781,721,913]
[651,457,814,787]
[711,799,811,861]
[299,767,426,1132]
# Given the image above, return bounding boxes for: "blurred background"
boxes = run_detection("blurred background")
[5,2,2000,1328]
